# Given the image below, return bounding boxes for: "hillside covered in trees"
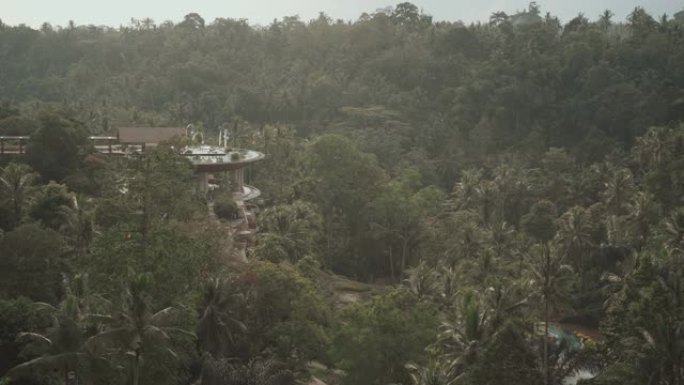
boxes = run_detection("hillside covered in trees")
[2,2,684,385]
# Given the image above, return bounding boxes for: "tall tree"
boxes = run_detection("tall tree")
[25,109,91,182]
[196,278,246,359]
[86,280,193,385]
[0,162,36,229]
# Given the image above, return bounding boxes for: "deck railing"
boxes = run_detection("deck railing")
[0,136,29,155]
[0,136,123,155]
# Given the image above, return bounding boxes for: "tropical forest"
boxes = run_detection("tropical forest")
[1,2,684,385]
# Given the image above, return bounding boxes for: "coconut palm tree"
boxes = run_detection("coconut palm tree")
[623,315,684,385]
[430,292,491,377]
[60,194,95,258]
[442,209,489,268]
[659,207,684,255]
[626,192,661,250]
[197,277,246,358]
[86,281,194,385]
[602,168,635,216]
[556,206,594,289]
[404,260,441,300]
[7,304,84,385]
[429,296,490,381]
[428,284,528,382]
[200,356,295,385]
[450,168,485,212]
[492,165,531,228]
[526,243,573,385]
[634,126,667,171]
[0,162,37,227]
[6,282,111,385]
[601,258,684,385]
[482,282,529,331]
[406,362,456,385]
[257,200,323,264]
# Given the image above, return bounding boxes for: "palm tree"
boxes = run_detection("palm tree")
[60,194,95,258]
[602,168,635,216]
[623,315,684,385]
[556,206,594,290]
[435,263,460,308]
[626,192,661,250]
[430,292,489,378]
[7,304,84,385]
[489,11,509,25]
[0,162,37,227]
[200,356,295,385]
[450,168,484,212]
[526,243,572,385]
[429,297,490,381]
[482,282,528,331]
[406,362,456,385]
[598,10,614,30]
[6,294,110,385]
[659,207,684,255]
[86,281,194,385]
[6,274,112,385]
[489,220,516,263]
[197,277,246,359]
[450,169,498,226]
[442,209,489,267]
[404,260,441,300]
[634,126,667,171]
[602,258,684,385]
[258,201,322,263]
[428,285,528,382]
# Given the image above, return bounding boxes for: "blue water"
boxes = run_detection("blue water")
[548,324,583,350]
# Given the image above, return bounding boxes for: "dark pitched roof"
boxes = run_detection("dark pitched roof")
[117,127,186,144]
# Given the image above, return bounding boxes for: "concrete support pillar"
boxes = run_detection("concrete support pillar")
[198,173,209,193]
[231,169,243,193]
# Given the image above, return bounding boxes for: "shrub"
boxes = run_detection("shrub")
[214,193,239,220]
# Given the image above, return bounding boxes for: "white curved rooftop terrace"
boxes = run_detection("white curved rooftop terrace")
[181,145,264,165]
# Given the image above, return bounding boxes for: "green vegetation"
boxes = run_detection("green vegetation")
[2,2,684,385]
[213,193,239,221]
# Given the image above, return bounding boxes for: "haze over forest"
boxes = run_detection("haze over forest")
[3,0,679,27]
[1,2,684,385]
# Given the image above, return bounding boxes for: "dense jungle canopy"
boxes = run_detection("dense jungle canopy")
[1,2,684,385]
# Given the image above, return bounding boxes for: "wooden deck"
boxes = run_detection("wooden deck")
[0,136,125,156]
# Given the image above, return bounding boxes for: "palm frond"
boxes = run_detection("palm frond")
[6,352,82,379]
[150,306,178,325]
[16,332,52,346]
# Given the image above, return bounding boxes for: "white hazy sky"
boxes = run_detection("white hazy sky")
[1,0,681,28]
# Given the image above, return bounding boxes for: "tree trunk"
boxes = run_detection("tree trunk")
[544,297,549,385]
[388,246,395,282]
[133,349,141,385]
[13,196,20,226]
[141,156,151,255]
[401,237,408,277]
[579,248,585,293]
[543,242,550,385]
[325,216,333,265]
